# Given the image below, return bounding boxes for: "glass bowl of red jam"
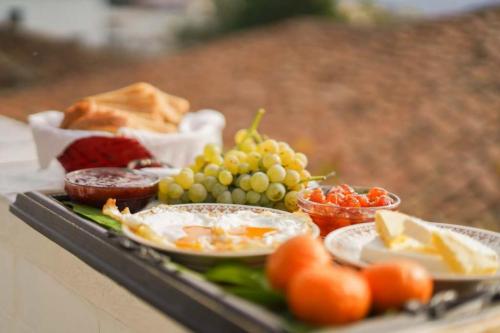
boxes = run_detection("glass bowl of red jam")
[64,167,159,212]
[297,184,400,237]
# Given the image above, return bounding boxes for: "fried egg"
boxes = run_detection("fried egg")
[103,199,314,252]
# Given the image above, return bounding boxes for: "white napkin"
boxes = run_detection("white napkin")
[0,161,65,202]
[28,109,225,169]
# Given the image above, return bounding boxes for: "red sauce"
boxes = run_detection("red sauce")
[65,167,159,212]
[298,185,400,237]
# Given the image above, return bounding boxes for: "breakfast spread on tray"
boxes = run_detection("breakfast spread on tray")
[361,210,499,275]
[48,82,499,329]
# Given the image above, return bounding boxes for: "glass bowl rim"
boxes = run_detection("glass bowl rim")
[297,185,401,211]
[64,167,160,189]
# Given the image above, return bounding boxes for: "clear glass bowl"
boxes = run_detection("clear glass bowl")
[297,185,401,237]
[65,167,159,212]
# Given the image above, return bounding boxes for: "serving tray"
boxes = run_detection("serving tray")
[9,191,500,333]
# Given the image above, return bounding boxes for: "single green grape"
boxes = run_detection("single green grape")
[216,191,233,204]
[291,183,305,192]
[175,168,194,190]
[238,162,250,174]
[223,155,240,174]
[295,152,308,168]
[247,152,261,171]
[189,163,200,173]
[259,194,272,207]
[231,188,247,205]
[278,141,291,152]
[211,182,228,198]
[240,138,257,153]
[258,139,279,154]
[181,167,194,177]
[287,157,305,171]
[209,154,224,166]
[158,191,169,203]
[224,149,239,159]
[279,148,295,166]
[284,191,299,211]
[218,169,233,186]
[195,155,206,168]
[234,129,249,144]
[234,150,247,162]
[246,191,261,205]
[202,175,217,192]
[266,182,286,202]
[266,164,286,182]
[167,183,184,199]
[159,176,174,193]
[188,183,208,203]
[262,153,281,170]
[203,143,221,160]
[284,169,301,188]
[238,174,252,191]
[250,172,269,193]
[194,172,205,184]
[203,163,220,177]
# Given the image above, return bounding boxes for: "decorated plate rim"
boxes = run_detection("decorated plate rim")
[324,222,500,282]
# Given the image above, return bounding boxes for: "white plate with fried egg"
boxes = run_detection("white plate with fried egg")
[103,200,319,271]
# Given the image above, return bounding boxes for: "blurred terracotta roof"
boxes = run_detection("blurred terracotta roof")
[1,8,499,230]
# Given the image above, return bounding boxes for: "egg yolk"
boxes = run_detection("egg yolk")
[174,226,212,250]
[229,226,277,238]
[173,225,278,250]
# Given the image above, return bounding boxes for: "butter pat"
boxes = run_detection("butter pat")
[403,216,438,245]
[433,229,499,275]
[370,210,499,276]
[361,237,450,274]
[375,210,407,248]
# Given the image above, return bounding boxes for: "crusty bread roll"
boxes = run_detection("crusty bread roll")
[60,82,189,133]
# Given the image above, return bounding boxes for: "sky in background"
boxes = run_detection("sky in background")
[376,0,500,16]
[1,0,499,53]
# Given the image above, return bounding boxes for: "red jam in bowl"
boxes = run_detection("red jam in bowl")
[64,167,159,212]
[298,184,400,237]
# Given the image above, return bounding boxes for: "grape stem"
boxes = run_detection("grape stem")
[237,108,265,149]
[249,108,265,143]
[301,171,336,184]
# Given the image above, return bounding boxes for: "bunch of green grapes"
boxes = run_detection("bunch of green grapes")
[158,109,324,212]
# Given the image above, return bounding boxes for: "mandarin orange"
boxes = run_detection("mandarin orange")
[288,266,371,325]
[266,235,331,291]
[362,260,433,311]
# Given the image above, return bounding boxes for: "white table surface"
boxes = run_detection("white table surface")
[0,116,189,333]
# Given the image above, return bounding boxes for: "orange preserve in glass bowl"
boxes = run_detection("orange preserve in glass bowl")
[297,184,400,237]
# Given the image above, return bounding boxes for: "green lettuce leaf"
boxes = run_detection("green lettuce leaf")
[64,201,122,232]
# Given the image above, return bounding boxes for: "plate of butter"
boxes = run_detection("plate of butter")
[324,210,500,281]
